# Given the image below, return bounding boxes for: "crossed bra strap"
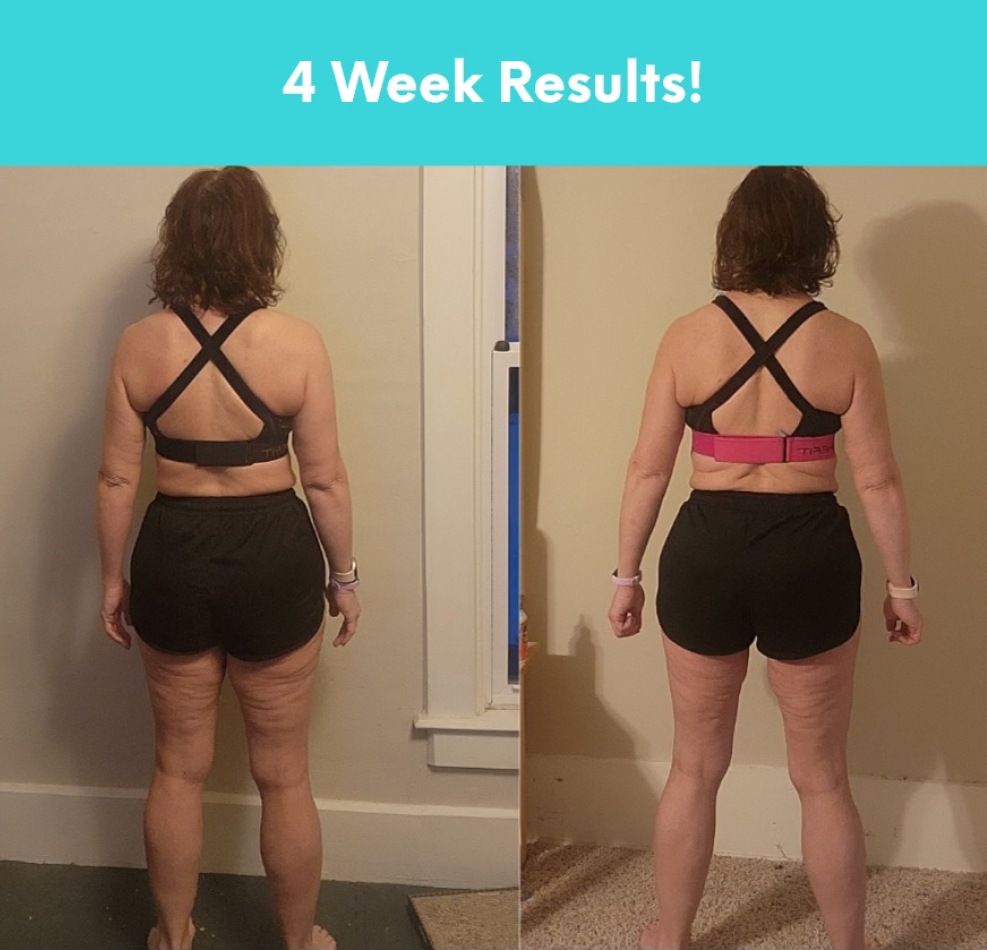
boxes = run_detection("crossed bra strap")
[143,304,292,467]
[686,295,841,464]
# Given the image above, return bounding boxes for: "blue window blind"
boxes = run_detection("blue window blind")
[506,167,521,684]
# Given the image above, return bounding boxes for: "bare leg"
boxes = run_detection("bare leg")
[641,636,749,950]
[140,642,225,950]
[768,631,866,950]
[228,630,334,950]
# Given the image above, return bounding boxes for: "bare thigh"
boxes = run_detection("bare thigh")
[663,635,749,778]
[767,631,859,791]
[227,630,325,789]
[139,643,226,781]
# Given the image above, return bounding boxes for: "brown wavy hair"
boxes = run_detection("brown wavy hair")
[150,166,285,314]
[713,166,840,297]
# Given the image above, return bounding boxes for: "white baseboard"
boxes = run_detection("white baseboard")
[0,782,518,889]
[526,754,987,873]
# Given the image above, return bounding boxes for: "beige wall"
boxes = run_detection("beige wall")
[523,166,987,789]
[0,167,514,812]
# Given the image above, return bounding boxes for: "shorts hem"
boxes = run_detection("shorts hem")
[225,605,327,663]
[133,602,327,663]
[756,619,860,661]
[660,627,753,658]
[134,628,219,657]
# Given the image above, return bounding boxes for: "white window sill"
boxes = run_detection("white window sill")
[415,708,520,771]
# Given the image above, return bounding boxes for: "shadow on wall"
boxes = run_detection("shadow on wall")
[849,200,987,879]
[524,621,658,843]
[521,168,656,844]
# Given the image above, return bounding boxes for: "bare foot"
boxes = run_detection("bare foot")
[147,919,196,950]
[640,922,662,950]
[640,922,684,950]
[308,925,337,949]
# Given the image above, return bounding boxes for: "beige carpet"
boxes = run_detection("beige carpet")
[410,888,520,949]
[521,842,987,949]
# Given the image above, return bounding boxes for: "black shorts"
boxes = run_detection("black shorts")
[657,490,861,661]
[130,489,327,662]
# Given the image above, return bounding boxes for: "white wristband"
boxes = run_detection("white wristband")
[331,558,358,582]
[612,570,642,587]
[886,576,919,600]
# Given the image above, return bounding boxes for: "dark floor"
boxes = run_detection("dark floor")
[0,861,448,949]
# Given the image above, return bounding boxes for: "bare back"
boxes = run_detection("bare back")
[118,308,318,496]
[669,292,865,494]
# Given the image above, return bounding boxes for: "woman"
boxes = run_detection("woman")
[608,167,923,950]
[97,166,359,950]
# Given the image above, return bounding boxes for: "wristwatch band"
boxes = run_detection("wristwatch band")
[330,576,360,591]
[330,558,359,590]
[612,570,642,587]
[886,576,919,600]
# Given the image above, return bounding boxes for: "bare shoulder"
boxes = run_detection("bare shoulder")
[675,301,723,330]
[254,308,328,353]
[124,309,172,334]
[658,303,718,353]
[255,307,312,333]
[819,307,879,362]
[115,310,172,356]
[819,305,862,332]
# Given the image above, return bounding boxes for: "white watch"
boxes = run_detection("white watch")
[886,576,919,600]
[611,570,643,587]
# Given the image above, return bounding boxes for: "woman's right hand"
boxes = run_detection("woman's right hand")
[101,579,133,650]
[327,589,361,647]
[883,594,923,645]
[609,584,645,638]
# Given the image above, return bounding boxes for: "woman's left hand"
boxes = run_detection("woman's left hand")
[884,594,923,645]
[609,584,645,638]
[101,579,133,649]
[327,588,361,647]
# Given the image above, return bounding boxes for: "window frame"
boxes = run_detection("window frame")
[413,166,520,771]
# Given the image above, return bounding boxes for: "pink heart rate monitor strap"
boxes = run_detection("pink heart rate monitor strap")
[691,430,836,464]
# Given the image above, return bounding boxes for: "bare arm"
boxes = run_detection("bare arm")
[97,331,146,647]
[292,326,354,578]
[292,326,360,646]
[609,330,686,638]
[842,327,922,645]
[841,327,912,589]
[617,332,686,577]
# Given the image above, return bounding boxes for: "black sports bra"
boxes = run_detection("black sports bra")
[143,304,292,467]
[684,295,842,438]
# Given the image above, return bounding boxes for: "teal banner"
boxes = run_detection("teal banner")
[0,0,982,163]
